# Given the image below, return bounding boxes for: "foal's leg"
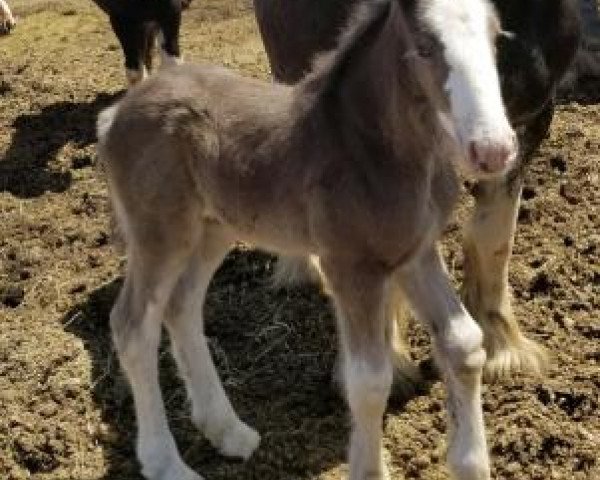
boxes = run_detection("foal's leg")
[331,303,420,400]
[463,173,546,379]
[111,251,202,480]
[386,286,423,395]
[397,249,489,480]
[275,255,420,397]
[321,259,393,480]
[164,227,260,460]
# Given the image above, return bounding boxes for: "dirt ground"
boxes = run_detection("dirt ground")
[0,1,598,479]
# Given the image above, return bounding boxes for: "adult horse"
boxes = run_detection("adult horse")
[91,0,193,85]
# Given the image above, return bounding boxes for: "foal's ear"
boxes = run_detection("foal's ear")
[396,0,419,20]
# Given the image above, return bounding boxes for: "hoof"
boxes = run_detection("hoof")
[483,333,548,381]
[139,444,204,480]
[216,421,260,460]
[461,291,549,380]
[201,416,260,461]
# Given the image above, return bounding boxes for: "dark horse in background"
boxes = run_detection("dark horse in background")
[91,0,193,86]
[576,0,600,91]
[253,0,581,383]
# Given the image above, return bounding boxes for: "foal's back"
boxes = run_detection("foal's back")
[102,64,320,251]
[101,0,457,263]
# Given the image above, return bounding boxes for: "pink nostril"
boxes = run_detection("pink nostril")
[468,137,516,176]
[468,141,492,172]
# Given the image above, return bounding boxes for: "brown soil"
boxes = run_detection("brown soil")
[0,1,598,479]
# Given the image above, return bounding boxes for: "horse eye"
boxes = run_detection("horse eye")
[416,35,436,59]
[418,46,434,58]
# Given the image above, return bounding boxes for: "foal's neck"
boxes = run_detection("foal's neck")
[298,1,434,163]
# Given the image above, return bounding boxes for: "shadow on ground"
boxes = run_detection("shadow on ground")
[62,249,433,479]
[0,92,120,198]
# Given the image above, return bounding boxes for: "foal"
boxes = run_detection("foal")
[98,0,515,479]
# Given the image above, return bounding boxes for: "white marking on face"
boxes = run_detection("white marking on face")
[422,0,517,178]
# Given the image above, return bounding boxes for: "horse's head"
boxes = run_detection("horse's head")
[410,0,517,179]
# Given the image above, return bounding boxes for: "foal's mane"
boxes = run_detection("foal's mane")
[295,0,393,115]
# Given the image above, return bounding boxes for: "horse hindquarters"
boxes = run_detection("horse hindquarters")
[108,196,260,480]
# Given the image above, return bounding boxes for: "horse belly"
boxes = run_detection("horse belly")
[202,174,314,255]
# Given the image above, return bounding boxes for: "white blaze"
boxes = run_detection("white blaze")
[422,0,516,175]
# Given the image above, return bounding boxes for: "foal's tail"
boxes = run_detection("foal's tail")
[97,103,120,148]
[96,101,130,251]
[96,102,122,175]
